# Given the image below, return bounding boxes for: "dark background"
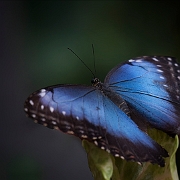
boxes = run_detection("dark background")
[1,1,180,180]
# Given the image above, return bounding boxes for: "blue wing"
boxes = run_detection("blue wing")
[104,56,180,135]
[24,84,168,166]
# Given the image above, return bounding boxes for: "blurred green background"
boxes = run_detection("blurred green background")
[1,1,180,180]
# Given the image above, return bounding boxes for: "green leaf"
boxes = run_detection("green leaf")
[82,129,179,180]
[83,139,114,180]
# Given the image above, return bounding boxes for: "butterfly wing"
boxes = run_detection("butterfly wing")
[104,56,180,135]
[24,84,168,166]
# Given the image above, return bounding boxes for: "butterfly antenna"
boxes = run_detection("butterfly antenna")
[68,48,96,78]
[92,44,97,77]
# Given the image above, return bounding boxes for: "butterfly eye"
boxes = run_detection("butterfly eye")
[91,78,100,87]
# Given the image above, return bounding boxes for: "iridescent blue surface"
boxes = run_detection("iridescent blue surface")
[24,56,180,166]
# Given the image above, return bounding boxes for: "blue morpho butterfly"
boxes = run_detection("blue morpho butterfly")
[24,56,180,167]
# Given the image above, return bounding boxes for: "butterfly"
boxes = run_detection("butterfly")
[24,56,180,167]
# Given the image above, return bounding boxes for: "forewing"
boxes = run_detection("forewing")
[24,84,168,166]
[105,56,180,135]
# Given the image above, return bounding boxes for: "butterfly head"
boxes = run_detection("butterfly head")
[91,78,102,89]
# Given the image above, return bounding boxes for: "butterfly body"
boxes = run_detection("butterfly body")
[24,56,180,167]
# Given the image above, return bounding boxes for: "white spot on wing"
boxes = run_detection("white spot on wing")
[152,57,158,61]
[24,108,28,112]
[128,59,135,62]
[43,123,47,127]
[67,131,74,134]
[76,116,79,120]
[81,135,88,138]
[160,76,165,79]
[52,121,57,125]
[106,149,110,153]
[39,91,46,97]
[41,105,44,110]
[157,69,163,72]
[32,114,36,118]
[115,154,120,157]
[94,141,98,146]
[136,59,142,62]
[79,130,84,134]
[41,118,46,121]
[167,57,172,61]
[50,106,54,112]
[175,63,179,67]
[62,111,66,115]
[29,100,34,106]
[120,156,125,160]
[101,146,105,150]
